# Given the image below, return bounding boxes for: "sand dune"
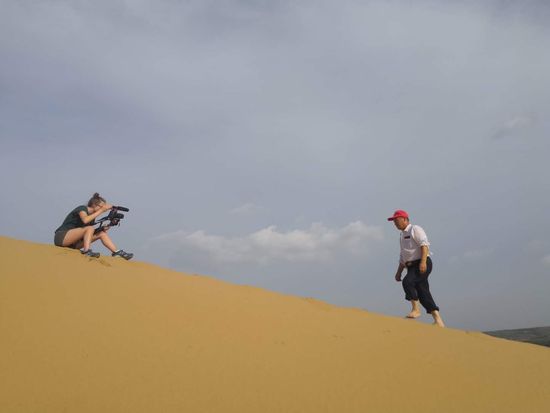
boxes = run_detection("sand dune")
[1,236,549,412]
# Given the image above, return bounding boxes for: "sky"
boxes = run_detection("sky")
[1,0,549,331]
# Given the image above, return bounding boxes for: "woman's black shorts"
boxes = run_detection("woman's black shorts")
[54,230,70,247]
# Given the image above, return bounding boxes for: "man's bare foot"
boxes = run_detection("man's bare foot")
[406,311,421,319]
[406,300,421,319]
[431,310,445,327]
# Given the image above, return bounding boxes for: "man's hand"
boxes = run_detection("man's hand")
[419,246,429,275]
[395,262,405,282]
[419,261,427,274]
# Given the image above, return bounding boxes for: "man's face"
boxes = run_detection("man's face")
[393,217,408,231]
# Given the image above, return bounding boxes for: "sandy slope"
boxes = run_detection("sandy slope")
[1,236,549,412]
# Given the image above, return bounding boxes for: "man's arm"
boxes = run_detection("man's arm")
[395,262,405,282]
[419,245,429,274]
[411,225,430,274]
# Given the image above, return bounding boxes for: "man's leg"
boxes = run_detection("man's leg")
[402,271,421,318]
[430,310,445,327]
[408,300,421,319]
[416,278,444,327]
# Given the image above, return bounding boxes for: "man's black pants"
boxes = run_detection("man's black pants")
[402,257,439,313]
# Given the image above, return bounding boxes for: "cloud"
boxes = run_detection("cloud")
[542,255,550,268]
[492,114,537,140]
[525,239,547,254]
[229,203,265,215]
[463,248,494,259]
[153,221,383,265]
[450,248,494,264]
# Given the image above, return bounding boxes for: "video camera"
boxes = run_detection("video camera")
[94,206,130,234]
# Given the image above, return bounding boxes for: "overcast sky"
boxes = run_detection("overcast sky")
[1,0,549,331]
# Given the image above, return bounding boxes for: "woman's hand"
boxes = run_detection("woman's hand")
[101,203,113,212]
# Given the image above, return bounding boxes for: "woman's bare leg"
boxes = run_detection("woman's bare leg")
[81,226,95,251]
[62,227,89,248]
[66,226,95,251]
[94,230,117,253]
[70,228,118,252]
[64,227,127,257]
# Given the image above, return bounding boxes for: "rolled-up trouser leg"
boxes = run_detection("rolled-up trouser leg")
[416,277,439,313]
[402,273,418,301]
[413,257,439,313]
[402,257,439,312]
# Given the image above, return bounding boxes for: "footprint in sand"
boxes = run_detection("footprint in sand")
[304,297,333,311]
[87,257,112,267]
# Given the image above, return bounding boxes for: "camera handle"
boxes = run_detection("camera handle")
[93,206,129,234]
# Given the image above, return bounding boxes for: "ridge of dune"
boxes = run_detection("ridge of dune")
[1,235,549,412]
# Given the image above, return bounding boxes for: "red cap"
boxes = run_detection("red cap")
[387,210,409,221]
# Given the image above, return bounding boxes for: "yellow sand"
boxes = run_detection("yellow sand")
[1,236,549,412]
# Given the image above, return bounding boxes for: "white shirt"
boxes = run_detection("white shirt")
[399,224,430,264]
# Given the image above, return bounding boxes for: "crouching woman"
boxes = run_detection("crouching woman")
[54,193,133,259]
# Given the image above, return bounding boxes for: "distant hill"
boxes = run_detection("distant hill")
[1,235,550,413]
[485,327,550,348]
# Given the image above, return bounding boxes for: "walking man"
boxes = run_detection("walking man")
[388,210,445,327]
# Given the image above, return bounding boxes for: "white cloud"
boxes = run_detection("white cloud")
[450,248,494,264]
[493,114,536,139]
[153,221,383,265]
[229,203,265,215]
[463,248,494,259]
[525,239,546,254]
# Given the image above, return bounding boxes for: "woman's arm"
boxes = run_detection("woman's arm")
[78,204,112,225]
